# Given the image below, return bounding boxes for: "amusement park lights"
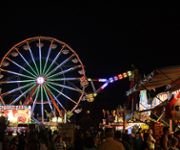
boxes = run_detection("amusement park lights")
[85,93,97,102]
[127,71,132,76]
[118,74,123,79]
[36,76,45,85]
[87,71,133,95]
[0,36,134,123]
[98,79,107,82]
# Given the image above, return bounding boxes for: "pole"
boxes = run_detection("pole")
[123,112,125,132]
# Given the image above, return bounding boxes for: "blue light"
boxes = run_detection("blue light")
[109,77,114,83]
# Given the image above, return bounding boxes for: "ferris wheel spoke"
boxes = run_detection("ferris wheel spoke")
[1,82,34,97]
[67,80,84,92]
[40,86,44,122]
[6,57,36,78]
[0,96,5,105]
[38,39,42,74]
[42,40,53,74]
[47,65,81,79]
[44,45,65,75]
[31,86,40,115]
[26,42,39,75]
[47,84,78,105]
[15,49,38,76]
[45,85,67,112]
[48,81,83,93]
[10,84,36,105]
[0,68,35,79]
[48,77,80,82]
[45,54,75,77]
[43,86,55,115]
[0,79,34,84]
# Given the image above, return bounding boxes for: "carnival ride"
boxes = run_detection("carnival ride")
[0,36,132,123]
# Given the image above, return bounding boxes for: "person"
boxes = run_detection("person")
[174,130,180,149]
[160,127,169,150]
[147,129,156,150]
[54,134,66,150]
[134,132,144,150]
[97,128,125,150]
[168,137,179,150]
[102,109,107,124]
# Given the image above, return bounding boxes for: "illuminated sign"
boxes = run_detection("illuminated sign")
[0,105,31,124]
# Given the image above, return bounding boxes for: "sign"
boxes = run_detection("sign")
[0,105,31,124]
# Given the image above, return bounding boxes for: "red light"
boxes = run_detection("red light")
[118,74,123,79]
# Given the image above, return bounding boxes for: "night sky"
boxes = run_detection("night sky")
[0,6,179,118]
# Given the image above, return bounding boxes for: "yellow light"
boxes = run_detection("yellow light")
[93,93,97,97]
[127,71,132,76]
[86,93,95,102]
[123,73,127,78]
[57,117,63,123]
[87,78,92,81]
[52,117,57,122]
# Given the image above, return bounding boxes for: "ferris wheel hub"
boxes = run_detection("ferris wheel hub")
[36,76,45,85]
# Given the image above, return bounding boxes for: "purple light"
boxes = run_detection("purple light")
[113,76,118,81]
[101,82,109,89]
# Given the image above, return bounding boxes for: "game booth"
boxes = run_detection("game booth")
[0,105,75,147]
[0,105,32,135]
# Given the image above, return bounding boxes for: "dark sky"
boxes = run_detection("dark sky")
[0,6,179,114]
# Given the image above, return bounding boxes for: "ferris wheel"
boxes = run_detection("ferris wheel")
[0,36,87,122]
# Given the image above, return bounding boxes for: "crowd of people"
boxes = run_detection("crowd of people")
[0,111,180,150]
[0,122,180,149]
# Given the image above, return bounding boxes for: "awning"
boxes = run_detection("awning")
[127,65,180,95]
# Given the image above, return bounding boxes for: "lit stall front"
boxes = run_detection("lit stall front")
[0,105,31,126]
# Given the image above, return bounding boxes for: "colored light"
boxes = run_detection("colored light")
[118,74,123,79]
[36,76,45,85]
[123,73,127,78]
[101,82,109,89]
[127,71,132,76]
[93,93,97,97]
[87,78,92,81]
[109,77,114,83]
[86,93,95,102]
[98,79,107,82]
[114,76,118,81]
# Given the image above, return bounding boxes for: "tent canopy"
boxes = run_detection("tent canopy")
[127,65,180,95]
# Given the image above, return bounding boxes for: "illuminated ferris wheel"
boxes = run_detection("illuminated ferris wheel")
[0,36,87,122]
